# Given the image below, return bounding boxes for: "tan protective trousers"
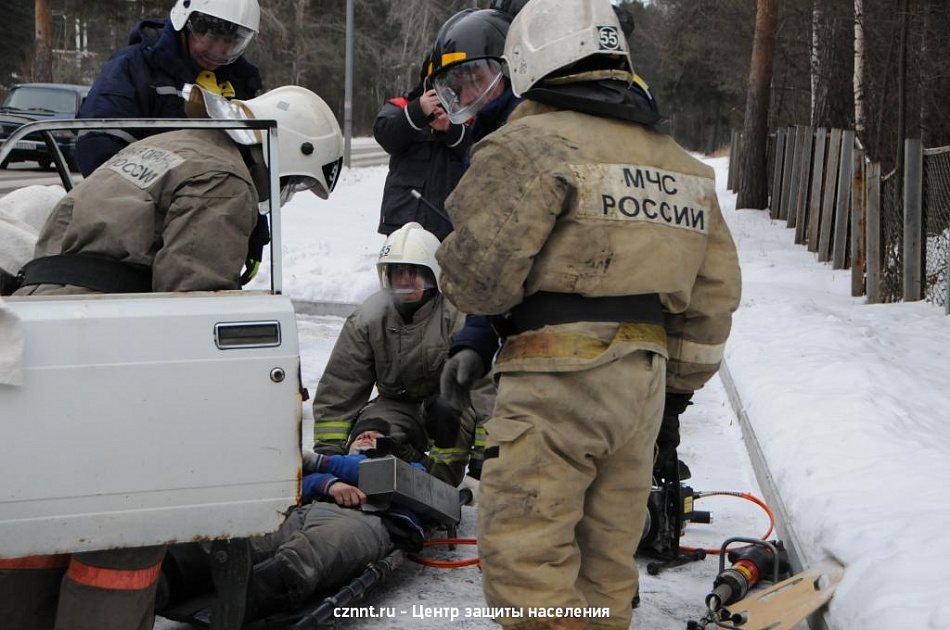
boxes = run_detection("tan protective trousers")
[0,546,166,630]
[478,350,665,629]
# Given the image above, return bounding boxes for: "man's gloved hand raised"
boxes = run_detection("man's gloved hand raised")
[423,394,462,449]
[440,348,484,410]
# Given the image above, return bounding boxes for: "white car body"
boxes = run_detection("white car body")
[0,118,302,559]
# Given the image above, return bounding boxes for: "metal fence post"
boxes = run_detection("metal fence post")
[851,148,867,296]
[779,127,798,221]
[832,130,855,269]
[866,162,882,304]
[903,138,923,302]
[806,129,827,252]
[786,125,807,228]
[770,128,786,218]
[793,126,814,238]
[819,128,843,262]
[343,0,354,168]
[728,130,739,192]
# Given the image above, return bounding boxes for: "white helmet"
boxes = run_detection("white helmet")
[376,222,442,291]
[234,86,344,200]
[503,0,634,97]
[170,0,260,66]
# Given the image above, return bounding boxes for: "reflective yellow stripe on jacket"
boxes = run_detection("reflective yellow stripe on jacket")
[497,322,667,364]
[313,420,352,444]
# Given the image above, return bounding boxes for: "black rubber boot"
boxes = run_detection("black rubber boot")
[210,538,252,630]
[244,556,295,622]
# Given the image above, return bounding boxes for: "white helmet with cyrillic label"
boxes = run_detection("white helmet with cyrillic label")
[503,0,634,97]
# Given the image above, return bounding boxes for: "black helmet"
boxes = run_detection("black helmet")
[612,4,635,38]
[428,9,513,124]
[488,0,530,18]
[428,9,512,80]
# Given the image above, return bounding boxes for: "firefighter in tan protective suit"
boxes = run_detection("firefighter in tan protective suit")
[312,222,491,487]
[436,1,742,628]
[0,85,343,630]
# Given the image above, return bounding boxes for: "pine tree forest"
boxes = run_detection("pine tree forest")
[2,0,948,179]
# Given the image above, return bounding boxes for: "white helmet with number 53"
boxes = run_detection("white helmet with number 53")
[503,0,634,97]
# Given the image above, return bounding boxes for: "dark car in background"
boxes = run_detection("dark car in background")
[0,83,90,171]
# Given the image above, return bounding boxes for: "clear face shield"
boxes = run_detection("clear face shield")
[278,175,319,205]
[186,12,255,68]
[432,58,505,124]
[382,263,437,304]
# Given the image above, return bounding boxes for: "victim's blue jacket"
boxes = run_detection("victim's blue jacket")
[76,18,262,176]
[302,453,426,549]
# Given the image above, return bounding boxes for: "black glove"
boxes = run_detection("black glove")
[658,391,692,450]
[654,391,693,484]
[240,214,271,285]
[440,348,483,410]
[467,458,483,481]
[423,395,462,449]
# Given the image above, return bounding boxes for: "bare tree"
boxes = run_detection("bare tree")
[292,0,312,85]
[894,0,909,182]
[811,0,823,125]
[34,0,53,81]
[736,0,780,209]
[854,0,865,142]
[809,0,853,130]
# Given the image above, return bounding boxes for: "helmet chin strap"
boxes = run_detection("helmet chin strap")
[541,68,634,87]
[238,145,270,203]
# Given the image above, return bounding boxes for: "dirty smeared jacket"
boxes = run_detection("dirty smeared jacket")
[437,100,741,393]
[28,129,258,294]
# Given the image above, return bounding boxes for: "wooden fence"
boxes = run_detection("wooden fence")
[729,127,950,314]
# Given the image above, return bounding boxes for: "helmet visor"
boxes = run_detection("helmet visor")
[279,175,319,205]
[186,13,255,67]
[382,263,437,303]
[432,59,505,124]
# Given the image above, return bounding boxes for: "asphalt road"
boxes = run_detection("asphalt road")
[0,161,77,195]
[0,137,387,196]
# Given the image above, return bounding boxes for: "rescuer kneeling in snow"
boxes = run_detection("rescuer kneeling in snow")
[436,0,742,627]
[0,84,343,630]
[312,222,493,486]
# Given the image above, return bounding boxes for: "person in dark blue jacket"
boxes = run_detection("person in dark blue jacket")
[429,8,519,172]
[374,58,472,241]
[76,0,263,177]
[426,8,521,413]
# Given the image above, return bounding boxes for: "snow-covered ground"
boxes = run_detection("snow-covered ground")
[156,162,773,630]
[262,156,950,630]
[7,146,946,628]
